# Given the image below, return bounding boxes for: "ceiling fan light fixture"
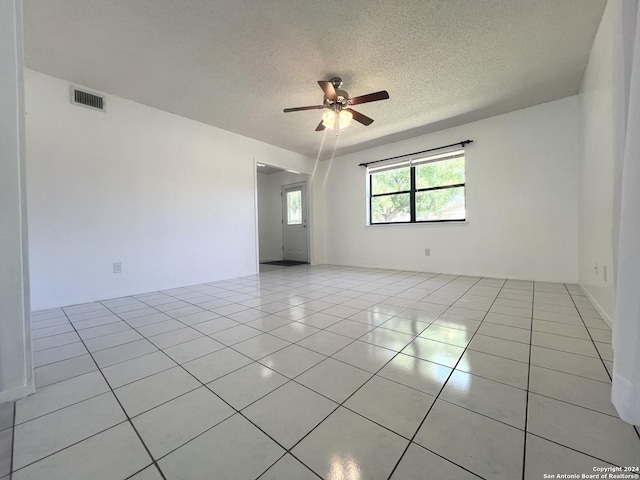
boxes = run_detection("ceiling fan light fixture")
[338,110,353,129]
[321,109,353,130]
[322,110,336,129]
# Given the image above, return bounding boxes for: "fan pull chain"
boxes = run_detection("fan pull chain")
[310,127,328,182]
[318,129,342,197]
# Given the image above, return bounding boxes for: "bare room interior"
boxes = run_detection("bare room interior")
[2,0,640,479]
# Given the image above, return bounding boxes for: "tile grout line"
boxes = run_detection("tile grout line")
[521,339,609,359]
[126,271,465,393]
[520,281,535,480]
[526,431,629,468]
[273,273,486,480]
[62,309,169,479]
[93,297,335,478]
[154,270,470,477]
[130,269,475,479]
[304,281,620,468]
[385,276,511,480]
[11,419,134,474]
[245,304,504,450]
[564,284,640,444]
[12,390,106,428]
[389,278,507,479]
[37,293,477,382]
[32,350,99,370]
[22,308,170,480]
[254,452,323,480]
[506,352,611,384]
[483,315,600,341]
[158,270,474,476]
[525,391,625,420]
[123,465,159,480]
[25,269,628,478]
[129,292,363,381]
[564,284,612,381]
[9,403,15,480]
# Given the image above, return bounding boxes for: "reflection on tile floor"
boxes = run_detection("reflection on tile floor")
[2,265,639,479]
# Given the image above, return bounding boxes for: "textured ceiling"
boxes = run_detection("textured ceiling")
[23,0,605,159]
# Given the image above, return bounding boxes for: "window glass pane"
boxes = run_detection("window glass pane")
[287,190,302,225]
[416,157,465,190]
[372,193,410,223]
[371,167,410,194]
[416,187,465,221]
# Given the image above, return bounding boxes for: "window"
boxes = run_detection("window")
[368,149,466,224]
[286,190,302,225]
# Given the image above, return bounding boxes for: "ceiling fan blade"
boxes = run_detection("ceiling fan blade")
[345,108,374,126]
[283,105,324,113]
[315,120,326,131]
[348,90,389,106]
[318,81,338,101]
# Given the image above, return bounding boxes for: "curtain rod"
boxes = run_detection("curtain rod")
[358,140,473,167]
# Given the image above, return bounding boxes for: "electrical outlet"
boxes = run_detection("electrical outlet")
[113,262,122,274]
[425,248,431,256]
[603,265,607,282]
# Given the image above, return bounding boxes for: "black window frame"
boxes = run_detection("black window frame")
[368,152,466,225]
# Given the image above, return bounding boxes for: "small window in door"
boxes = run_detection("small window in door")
[287,190,302,225]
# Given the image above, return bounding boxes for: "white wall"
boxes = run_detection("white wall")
[257,170,310,262]
[0,0,34,402]
[578,0,616,323]
[319,97,580,282]
[26,70,314,310]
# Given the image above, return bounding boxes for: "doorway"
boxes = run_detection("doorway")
[256,164,311,266]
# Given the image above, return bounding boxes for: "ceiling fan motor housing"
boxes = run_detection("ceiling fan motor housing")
[330,77,343,89]
[325,92,349,111]
[324,95,349,110]
[324,77,348,110]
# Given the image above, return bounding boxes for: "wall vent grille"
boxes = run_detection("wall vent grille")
[71,87,105,111]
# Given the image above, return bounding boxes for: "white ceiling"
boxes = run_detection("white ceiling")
[257,164,285,175]
[23,0,605,159]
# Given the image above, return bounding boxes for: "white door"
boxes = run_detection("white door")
[282,182,308,262]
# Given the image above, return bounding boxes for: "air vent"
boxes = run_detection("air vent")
[70,87,105,111]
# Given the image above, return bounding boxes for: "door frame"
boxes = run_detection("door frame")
[254,161,314,272]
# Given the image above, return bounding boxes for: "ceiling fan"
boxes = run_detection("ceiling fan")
[283,77,389,131]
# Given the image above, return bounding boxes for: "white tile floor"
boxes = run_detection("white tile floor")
[1,265,639,480]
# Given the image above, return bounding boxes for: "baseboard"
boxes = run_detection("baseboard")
[0,381,35,403]
[578,283,614,329]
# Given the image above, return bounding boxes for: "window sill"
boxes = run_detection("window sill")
[365,220,469,228]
